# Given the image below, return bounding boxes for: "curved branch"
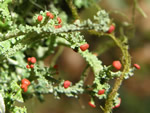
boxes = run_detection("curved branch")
[103,34,131,113]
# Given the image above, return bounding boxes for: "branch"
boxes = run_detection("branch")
[103,34,131,113]
[65,0,80,19]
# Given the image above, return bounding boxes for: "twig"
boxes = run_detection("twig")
[103,34,131,113]
[65,0,80,19]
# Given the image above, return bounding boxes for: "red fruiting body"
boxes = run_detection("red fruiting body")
[107,25,115,33]
[58,24,62,28]
[21,84,28,92]
[37,15,43,22]
[113,98,121,109]
[21,84,27,89]
[30,64,34,69]
[98,89,105,95]
[57,17,62,24]
[54,25,58,29]
[50,14,54,19]
[46,12,50,17]
[46,12,54,19]
[80,43,89,51]
[21,79,30,86]
[23,87,28,92]
[134,64,140,70]
[112,60,122,70]
[115,98,121,108]
[21,79,30,92]
[26,65,30,69]
[30,57,36,64]
[54,24,62,29]
[27,57,31,62]
[63,80,71,88]
[88,101,96,108]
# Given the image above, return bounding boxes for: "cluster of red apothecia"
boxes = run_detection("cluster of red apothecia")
[38,14,115,52]
[88,91,121,109]
[21,79,31,92]
[63,82,105,92]
[63,80,106,108]
[88,89,106,108]
[88,61,141,108]
[21,57,37,92]
[37,12,62,29]
[26,57,36,69]
[112,60,140,70]
[88,97,122,109]
[88,58,140,108]
[88,97,121,108]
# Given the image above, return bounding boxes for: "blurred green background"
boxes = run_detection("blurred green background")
[15,0,150,113]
